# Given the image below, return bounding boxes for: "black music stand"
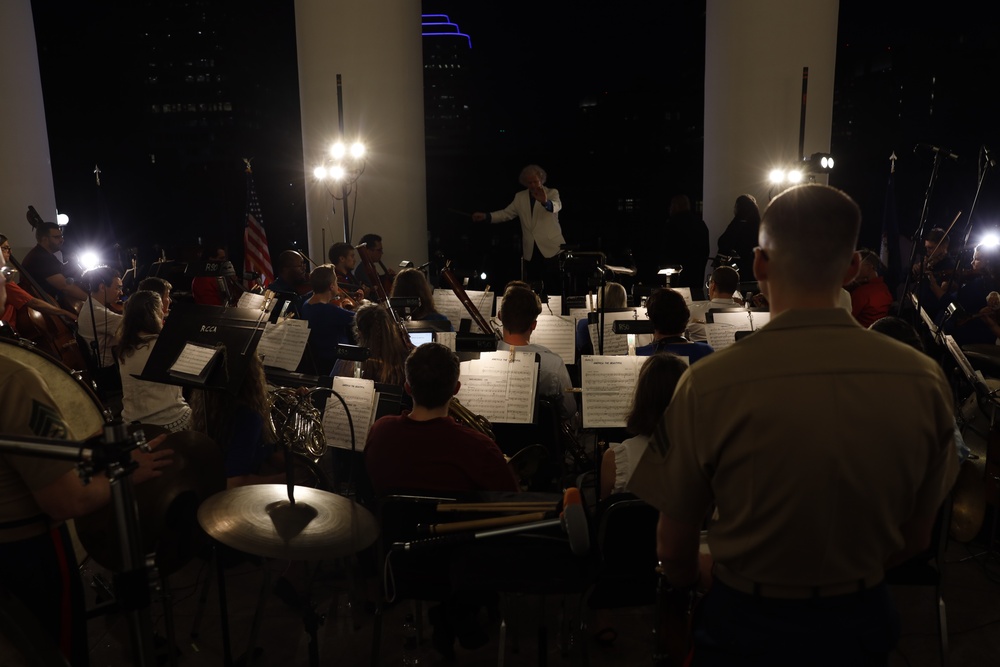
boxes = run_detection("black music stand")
[137,302,264,395]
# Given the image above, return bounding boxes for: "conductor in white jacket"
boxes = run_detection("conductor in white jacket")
[473,164,565,290]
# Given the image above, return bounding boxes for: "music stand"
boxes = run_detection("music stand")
[137,302,265,395]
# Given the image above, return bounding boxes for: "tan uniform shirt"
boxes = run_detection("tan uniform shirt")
[631,308,958,588]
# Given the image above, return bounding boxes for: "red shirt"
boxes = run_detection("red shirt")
[850,276,893,328]
[2,283,36,333]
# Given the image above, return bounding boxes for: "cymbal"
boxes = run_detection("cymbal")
[75,428,226,574]
[197,484,378,560]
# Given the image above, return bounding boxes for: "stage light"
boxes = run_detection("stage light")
[56,212,69,227]
[330,142,346,159]
[769,169,786,184]
[788,169,804,183]
[350,142,365,159]
[313,166,328,179]
[79,250,101,271]
[330,165,346,180]
[980,233,1000,248]
[480,272,487,281]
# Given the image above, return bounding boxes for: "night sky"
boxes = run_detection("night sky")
[26,0,1000,283]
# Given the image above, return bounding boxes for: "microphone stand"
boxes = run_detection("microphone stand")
[0,423,158,667]
[899,148,948,321]
[949,146,995,298]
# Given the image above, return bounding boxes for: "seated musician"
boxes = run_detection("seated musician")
[686,266,742,342]
[190,243,231,306]
[0,234,79,333]
[77,266,124,370]
[19,221,89,306]
[636,287,714,363]
[191,352,285,489]
[138,276,173,317]
[575,281,627,357]
[354,233,396,298]
[942,241,1000,346]
[365,341,518,496]
[300,265,356,375]
[328,241,366,304]
[909,227,954,318]
[0,263,173,667]
[390,267,453,328]
[116,291,193,431]
[847,249,893,328]
[600,353,687,500]
[497,283,577,420]
[332,303,408,385]
[266,250,310,317]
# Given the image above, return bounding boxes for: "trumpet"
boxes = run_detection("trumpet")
[267,386,327,461]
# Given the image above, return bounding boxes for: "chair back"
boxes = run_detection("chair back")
[588,493,659,609]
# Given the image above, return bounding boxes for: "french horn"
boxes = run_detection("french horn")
[267,386,327,461]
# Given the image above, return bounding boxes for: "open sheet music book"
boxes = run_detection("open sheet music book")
[529,314,576,365]
[322,376,378,452]
[455,350,538,423]
[580,355,644,428]
[168,342,225,385]
[704,310,770,350]
[237,291,272,312]
[256,317,310,371]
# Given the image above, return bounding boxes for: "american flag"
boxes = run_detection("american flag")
[243,160,274,288]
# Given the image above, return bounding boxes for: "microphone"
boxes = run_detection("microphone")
[914,144,958,161]
[985,146,996,168]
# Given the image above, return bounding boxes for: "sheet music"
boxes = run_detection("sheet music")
[256,318,310,371]
[530,315,576,365]
[540,295,563,317]
[455,350,538,423]
[436,331,457,351]
[709,310,771,331]
[323,376,377,451]
[588,308,645,356]
[671,287,693,305]
[705,323,738,350]
[580,355,644,428]
[169,342,219,377]
[237,291,268,311]
[434,289,495,334]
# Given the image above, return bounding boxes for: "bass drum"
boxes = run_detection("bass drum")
[0,337,109,440]
[74,425,226,576]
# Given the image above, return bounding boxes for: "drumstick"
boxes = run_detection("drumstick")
[436,502,557,513]
[422,511,548,535]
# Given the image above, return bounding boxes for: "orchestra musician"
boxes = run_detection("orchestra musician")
[943,241,1000,346]
[353,233,396,297]
[630,184,958,665]
[266,250,310,317]
[908,227,955,317]
[328,242,366,305]
[0,259,173,667]
[636,288,714,363]
[497,283,577,421]
[138,276,173,317]
[331,302,408,385]
[0,235,79,333]
[846,249,893,328]
[19,221,88,307]
[77,266,124,370]
[300,265,356,375]
[191,244,242,306]
[390,267,453,328]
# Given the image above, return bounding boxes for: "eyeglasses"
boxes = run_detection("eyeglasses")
[0,245,10,252]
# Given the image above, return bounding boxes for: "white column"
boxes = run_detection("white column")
[0,0,58,256]
[703,0,840,260]
[294,0,428,270]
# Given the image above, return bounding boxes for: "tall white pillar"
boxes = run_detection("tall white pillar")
[703,0,840,264]
[294,0,428,270]
[0,0,58,256]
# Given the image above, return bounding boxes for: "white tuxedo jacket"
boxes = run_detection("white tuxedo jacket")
[490,187,565,260]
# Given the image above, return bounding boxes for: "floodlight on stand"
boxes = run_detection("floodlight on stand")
[981,233,1000,248]
[807,152,835,173]
[78,250,102,272]
[769,169,786,184]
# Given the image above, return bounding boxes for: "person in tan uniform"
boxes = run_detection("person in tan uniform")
[630,184,959,666]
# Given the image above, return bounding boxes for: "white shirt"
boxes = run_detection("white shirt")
[686,297,742,342]
[119,334,191,430]
[77,297,124,368]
